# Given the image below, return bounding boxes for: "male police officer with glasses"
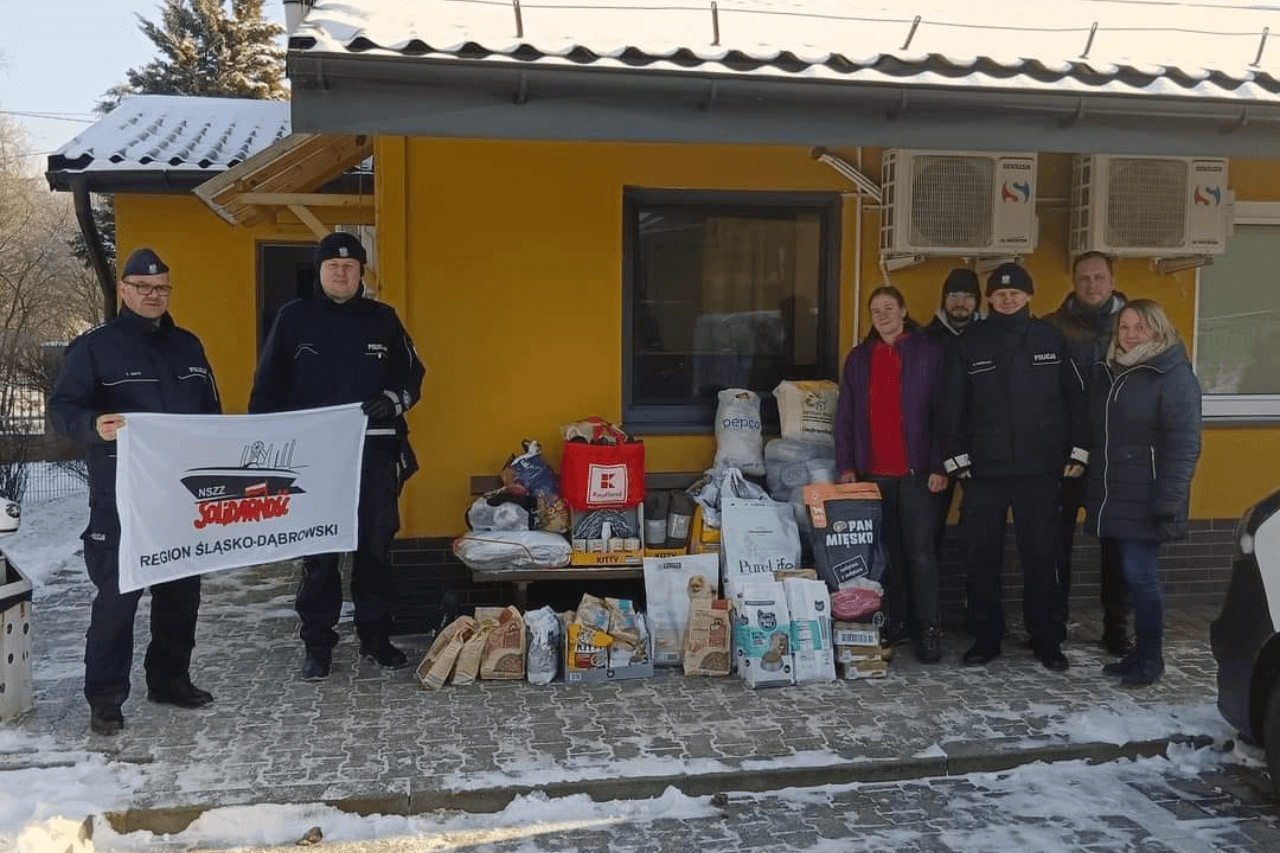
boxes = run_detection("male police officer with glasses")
[249,231,425,681]
[50,247,222,736]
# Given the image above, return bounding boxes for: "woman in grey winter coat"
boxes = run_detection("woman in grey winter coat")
[1085,299,1202,686]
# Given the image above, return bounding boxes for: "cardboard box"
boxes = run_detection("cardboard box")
[689,505,720,554]
[1,556,34,722]
[564,611,655,683]
[838,659,889,680]
[569,506,645,566]
[643,546,688,558]
[832,622,879,647]
[834,644,888,664]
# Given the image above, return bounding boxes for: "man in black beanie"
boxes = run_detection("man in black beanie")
[50,247,222,735]
[926,268,983,340]
[938,262,1088,671]
[250,231,425,680]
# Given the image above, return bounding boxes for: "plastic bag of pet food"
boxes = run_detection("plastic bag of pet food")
[783,576,835,683]
[643,553,720,666]
[804,482,888,591]
[732,579,795,688]
[720,497,801,601]
[525,606,562,685]
[773,380,839,445]
[608,611,651,669]
[713,389,765,477]
[501,440,569,533]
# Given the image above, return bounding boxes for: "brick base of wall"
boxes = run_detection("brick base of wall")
[388,519,1239,636]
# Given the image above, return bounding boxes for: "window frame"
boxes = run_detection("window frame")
[1195,201,1280,423]
[620,188,843,434]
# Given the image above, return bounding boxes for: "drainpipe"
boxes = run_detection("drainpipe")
[71,177,117,321]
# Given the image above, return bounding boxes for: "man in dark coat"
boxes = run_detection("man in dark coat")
[1045,251,1130,655]
[249,231,425,681]
[925,267,983,341]
[50,248,222,736]
[924,268,984,566]
[939,263,1089,671]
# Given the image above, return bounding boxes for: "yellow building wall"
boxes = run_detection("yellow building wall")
[110,145,1280,538]
[113,195,345,412]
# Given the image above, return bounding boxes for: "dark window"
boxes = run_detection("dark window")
[623,190,841,432]
[256,242,317,353]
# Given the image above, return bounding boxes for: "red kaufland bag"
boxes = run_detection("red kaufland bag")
[560,439,645,510]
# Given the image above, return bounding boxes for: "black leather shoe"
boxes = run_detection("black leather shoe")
[89,704,124,736]
[962,643,1001,666]
[1121,656,1164,687]
[1037,648,1070,672]
[360,637,409,669]
[302,649,332,681]
[914,624,942,663]
[1102,654,1138,676]
[1102,631,1133,657]
[147,676,214,708]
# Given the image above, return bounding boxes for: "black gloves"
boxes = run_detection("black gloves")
[362,392,399,420]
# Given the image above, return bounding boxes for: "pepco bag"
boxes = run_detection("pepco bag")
[560,439,645,510]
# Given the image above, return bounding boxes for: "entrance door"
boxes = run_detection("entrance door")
[256,242,317,353]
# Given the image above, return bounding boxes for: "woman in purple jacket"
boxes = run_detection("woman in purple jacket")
[834,286,949,662]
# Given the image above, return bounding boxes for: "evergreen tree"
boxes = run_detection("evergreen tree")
[100,0,286,109]
[78,1,286,278]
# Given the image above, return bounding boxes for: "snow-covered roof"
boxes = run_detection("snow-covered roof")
[288,0,1280,105]
[46,95,291,191]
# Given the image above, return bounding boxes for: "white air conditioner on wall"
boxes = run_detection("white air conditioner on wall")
[880,149,1038,256]
[1070,155,1233,256]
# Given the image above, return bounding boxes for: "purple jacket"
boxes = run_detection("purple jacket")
[834,329,945,477]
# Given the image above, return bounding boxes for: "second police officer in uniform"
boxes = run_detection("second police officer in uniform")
[249,232,425,680]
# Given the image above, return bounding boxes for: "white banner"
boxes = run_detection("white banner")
[116,404,366,593]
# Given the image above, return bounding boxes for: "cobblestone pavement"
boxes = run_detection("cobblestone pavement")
[6,560,1252,835]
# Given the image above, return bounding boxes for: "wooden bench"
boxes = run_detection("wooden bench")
[464,471,702,609]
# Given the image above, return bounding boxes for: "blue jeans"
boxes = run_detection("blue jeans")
[1115,539,1163,649]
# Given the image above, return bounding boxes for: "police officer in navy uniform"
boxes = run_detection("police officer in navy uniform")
[938,262,1088,671]
[50,248,222,736]
[249,231,425,680]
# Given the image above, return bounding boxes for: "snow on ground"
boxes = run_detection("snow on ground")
[0,492,1267,852]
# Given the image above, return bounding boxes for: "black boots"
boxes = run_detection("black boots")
[302,647,332,680]
[914,624,942,663]
[147,675,214,709]
[89,703,124,736]
[360,636,409,669]
[1103,632,1163,686]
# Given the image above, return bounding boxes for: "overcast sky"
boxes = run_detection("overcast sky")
[0,0,288,168]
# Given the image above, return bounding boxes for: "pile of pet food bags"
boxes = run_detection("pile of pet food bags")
[415,594,658,689]
[687,381,894,683]
[422,381,896,688]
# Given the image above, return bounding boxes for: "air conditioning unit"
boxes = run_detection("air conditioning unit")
[1070,155,1232,256]
[880,149,1038,256]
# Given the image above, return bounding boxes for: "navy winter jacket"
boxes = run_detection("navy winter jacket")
[49,308,221,541]
[1045,291,1127,392]
[834,328,945,477]
[1085,342,1202,542]
[939,308,1088,479]
[248,288,424,429]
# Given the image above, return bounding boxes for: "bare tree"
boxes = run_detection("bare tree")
[0,117,103,499]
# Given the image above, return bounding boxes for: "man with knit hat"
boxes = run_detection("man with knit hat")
[51,247,222,735]
[250,231,425,680]
[925,267,983,340]
[938,262,1088,671]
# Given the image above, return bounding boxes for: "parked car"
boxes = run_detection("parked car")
[1211,489,1280,798]
[0,497,18,535]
